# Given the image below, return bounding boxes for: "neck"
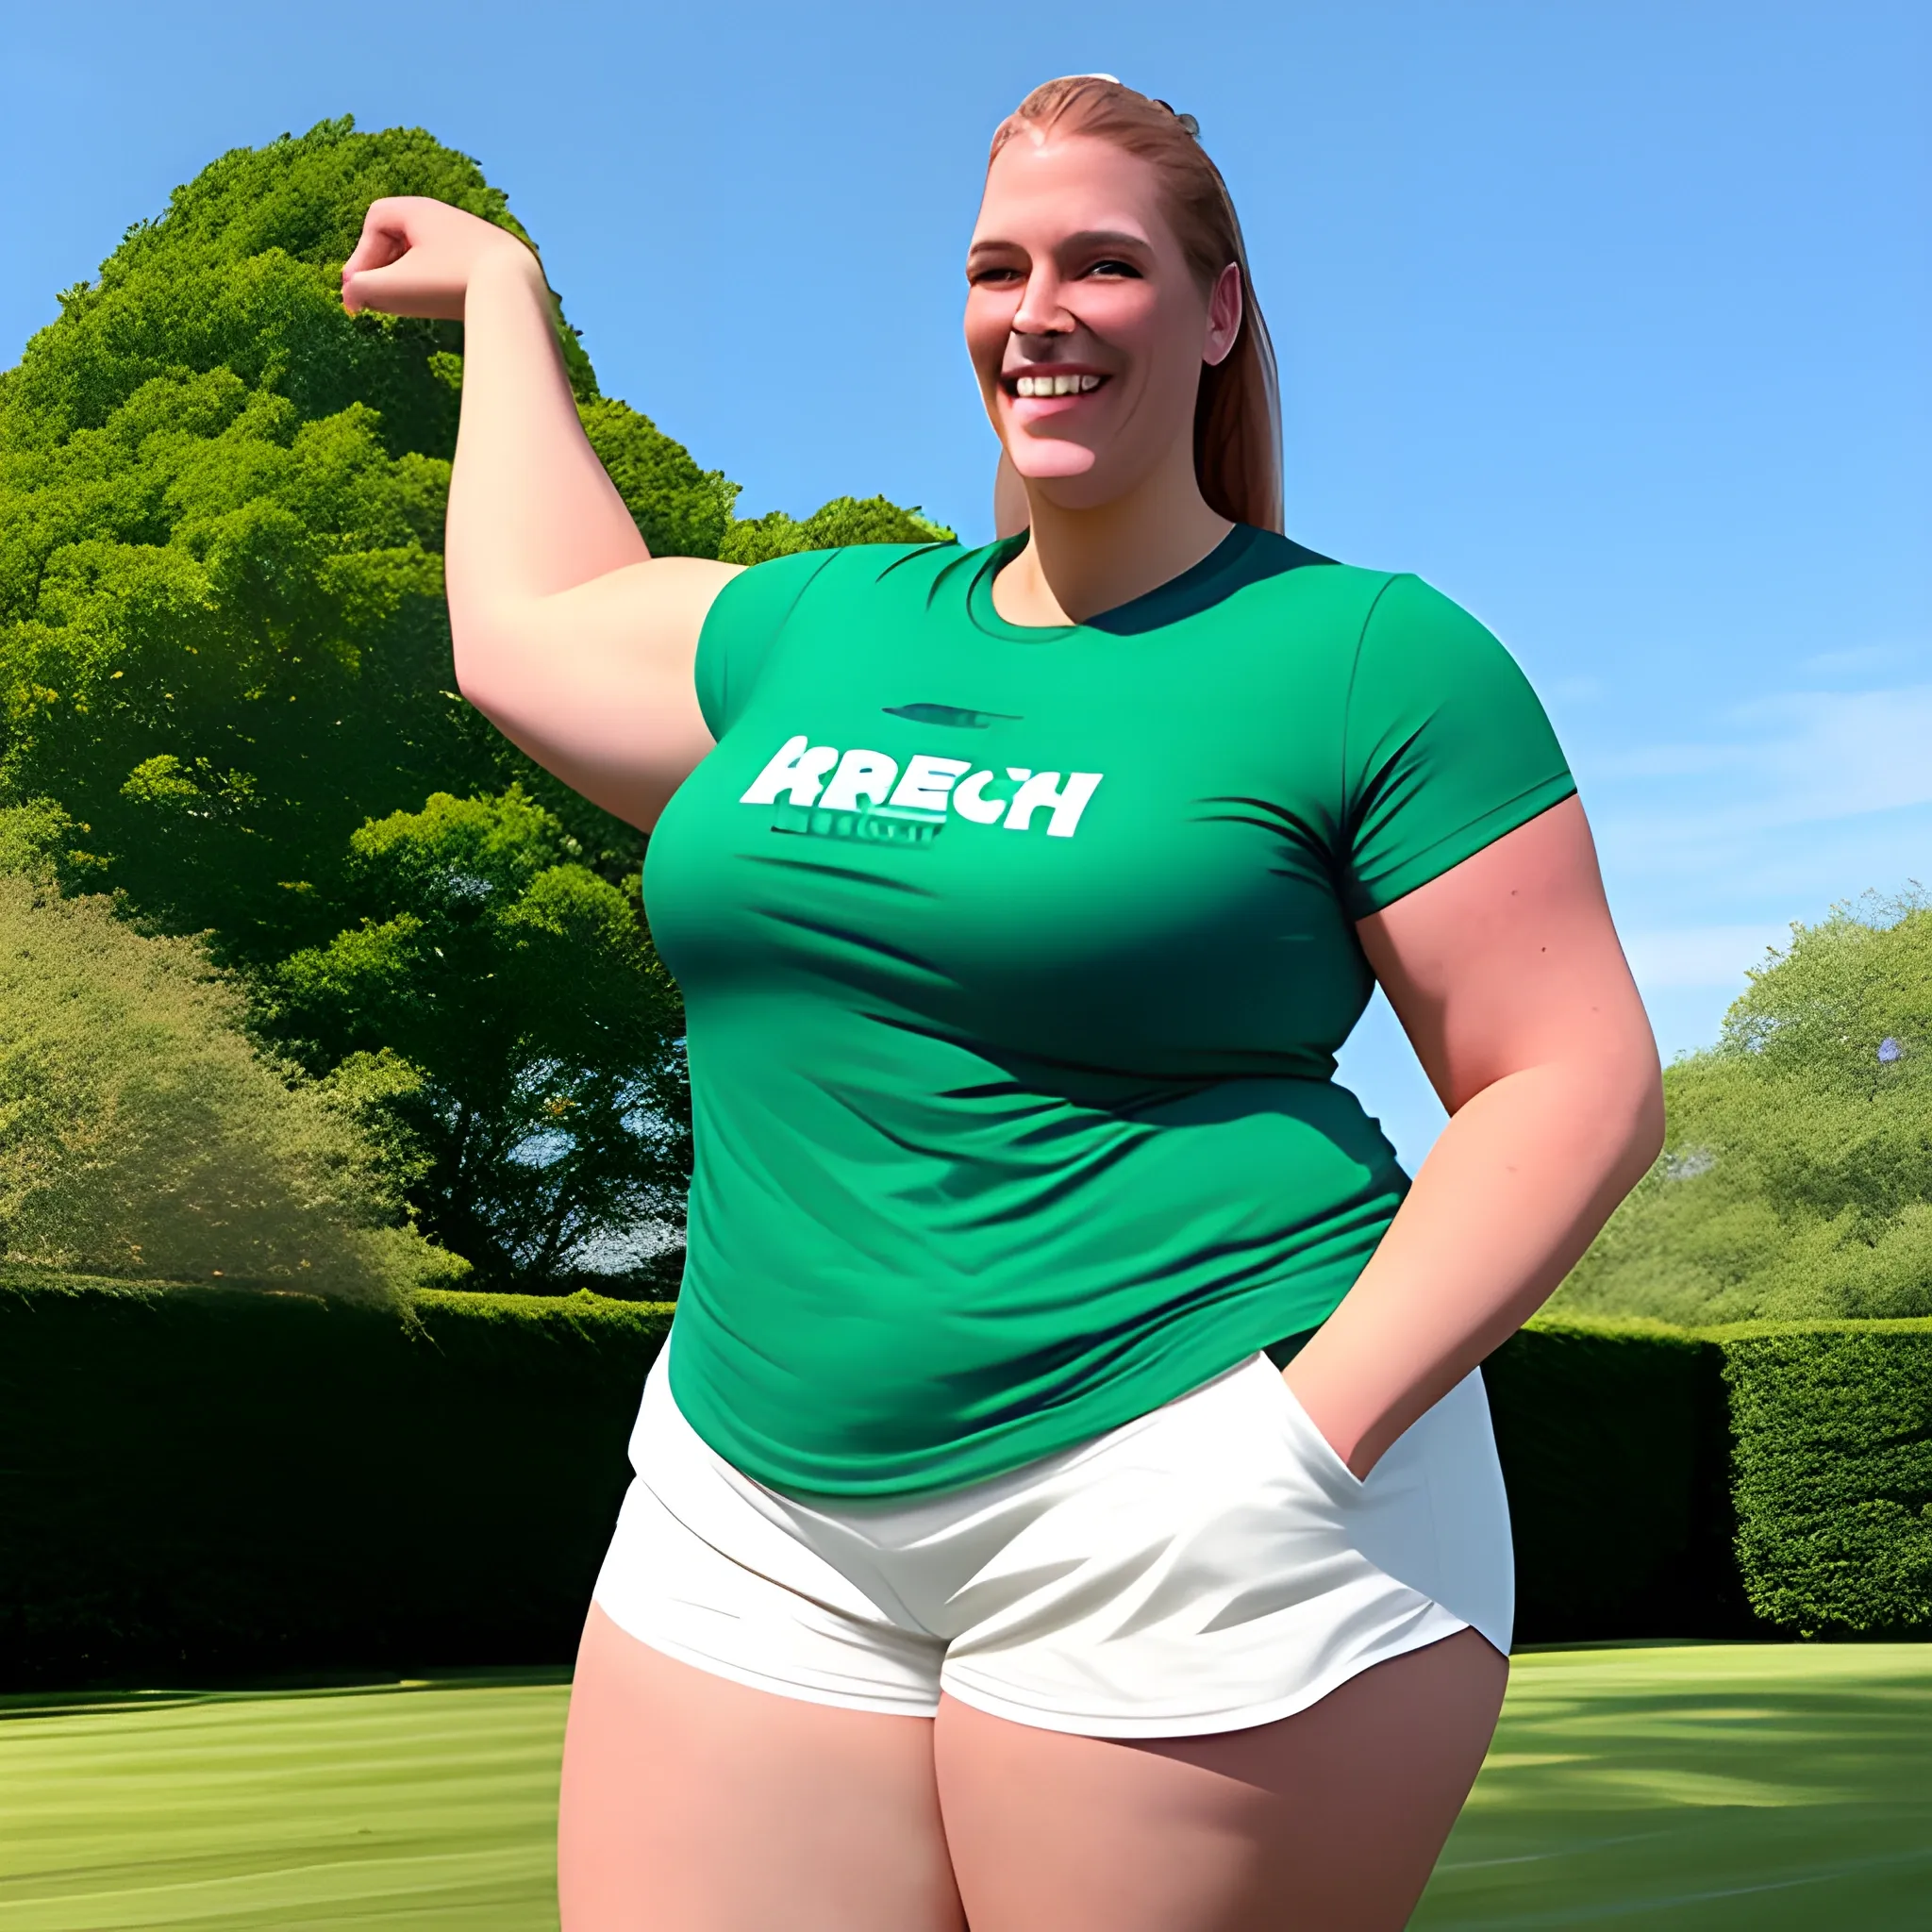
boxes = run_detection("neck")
[992,444,1233,626]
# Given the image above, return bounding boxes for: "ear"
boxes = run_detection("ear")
[1204,261,1243,369]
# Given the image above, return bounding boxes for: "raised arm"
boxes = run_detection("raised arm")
[341,198,736,829]
[1284,795,1664,1475]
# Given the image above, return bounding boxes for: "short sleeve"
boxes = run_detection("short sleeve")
[693,548,841,738]
[1341,575,1576,916]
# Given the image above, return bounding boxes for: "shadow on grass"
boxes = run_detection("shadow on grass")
[1416,1644,1932,1930]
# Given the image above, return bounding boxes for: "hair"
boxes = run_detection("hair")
[988,77,1283,533]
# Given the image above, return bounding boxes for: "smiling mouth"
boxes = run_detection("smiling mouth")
[1006,372,1108,398]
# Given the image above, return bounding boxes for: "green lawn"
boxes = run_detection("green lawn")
[1415,1643,1932,1929]
[0,1671,571,1930]
[1,1644,1927,1929]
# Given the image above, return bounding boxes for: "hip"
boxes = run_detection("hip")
[597,1342,1513,1736]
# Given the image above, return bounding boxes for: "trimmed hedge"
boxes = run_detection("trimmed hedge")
[1482,1318,1745,1642]
[1717,1320,1932,1638]
[0,1273,670,1688]
[1,1276,1926,1685]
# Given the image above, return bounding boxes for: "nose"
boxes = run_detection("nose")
[1011,261,1072,341]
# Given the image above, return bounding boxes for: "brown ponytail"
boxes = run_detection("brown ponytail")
[988,77,1283,534]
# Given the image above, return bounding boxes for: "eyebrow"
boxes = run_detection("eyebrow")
[967,227,1154,258]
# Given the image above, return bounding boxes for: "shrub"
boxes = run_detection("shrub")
[1484,1317,1745,1641]
[0,1274,671,1687]
[1719,1320,1932,1637]
[0,869,452,1297]
[1556,893,1932,1324]
[13,1280,1924,1685]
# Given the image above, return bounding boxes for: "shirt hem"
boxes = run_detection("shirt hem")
[668,1287,1366,1500]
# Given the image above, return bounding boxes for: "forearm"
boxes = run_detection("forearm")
[444,250,649,658]
[1285,1053,1662,1474]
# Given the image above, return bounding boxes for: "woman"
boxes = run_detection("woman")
[342,76,1661,1932]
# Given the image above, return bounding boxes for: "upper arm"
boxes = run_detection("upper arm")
[1357,796,1659,1120]
[457,546,846,833]
[1335,575,1659,1124]
[454,556,741,832]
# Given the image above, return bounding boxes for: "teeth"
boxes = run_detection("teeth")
[1014,373,1104,398]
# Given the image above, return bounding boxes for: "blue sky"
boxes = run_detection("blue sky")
[6,0,1927,1165]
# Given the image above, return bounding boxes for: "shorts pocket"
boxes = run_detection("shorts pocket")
[1257,1356,1367,1496]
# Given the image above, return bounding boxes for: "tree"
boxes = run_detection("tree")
[721,492,954,564]
[1554,891,1932,1323]
[0,809,449,1298]
[3,367,480,960]
[0,118,729,948]
[269,789,688,1287]
[0,117,949,1288]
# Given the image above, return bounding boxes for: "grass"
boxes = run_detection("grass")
[0,1644,1926,1928]
[0,1671,570,1930]
[1414,1642,1932,1929]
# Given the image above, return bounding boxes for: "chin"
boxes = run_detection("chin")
[1014,468,1134,515]
[1008,441,1099,481]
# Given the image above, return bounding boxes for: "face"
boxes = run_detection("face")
[965,131,1241,511]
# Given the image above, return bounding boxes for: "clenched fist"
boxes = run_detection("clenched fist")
[341,195,541,320]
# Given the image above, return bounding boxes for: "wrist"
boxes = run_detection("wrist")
[1281,1357,1386,1480]
[465,241,548,308]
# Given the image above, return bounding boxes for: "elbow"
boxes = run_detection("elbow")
[449,592,553,727]
[448,614,506,721]
[1633,1070,1667,1170]
[1601,990,1667,1191]
[450,650,489,715]
[1613,1058,1667,1194]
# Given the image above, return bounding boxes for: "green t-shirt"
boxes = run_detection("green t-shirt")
[642,525,1574,1494]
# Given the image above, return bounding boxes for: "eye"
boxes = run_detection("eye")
[1083,258,1143,279]
[969,263,1024,286]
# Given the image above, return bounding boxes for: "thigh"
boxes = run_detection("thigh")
[558,1604,966,1932]
[935,1627,1507,1932]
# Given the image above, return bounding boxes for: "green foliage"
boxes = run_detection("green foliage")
[1483,1317,1743,1641]
[577,397,738,559]
[2,365,481,960]
[0,1273,670,1686]
[0,113,654,952]
[0,113,947,1289]
[1556,892,1932,1323]
[6,1275,1924,1679]
[0,798,64,877]
[1,115,586,459]
[0,870,452,1298]
[270,789,688,1284]
[720,492,955,564]
[1718,1320,1932,1638]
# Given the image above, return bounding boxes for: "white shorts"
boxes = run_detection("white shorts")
[592,1346,1514,1739]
